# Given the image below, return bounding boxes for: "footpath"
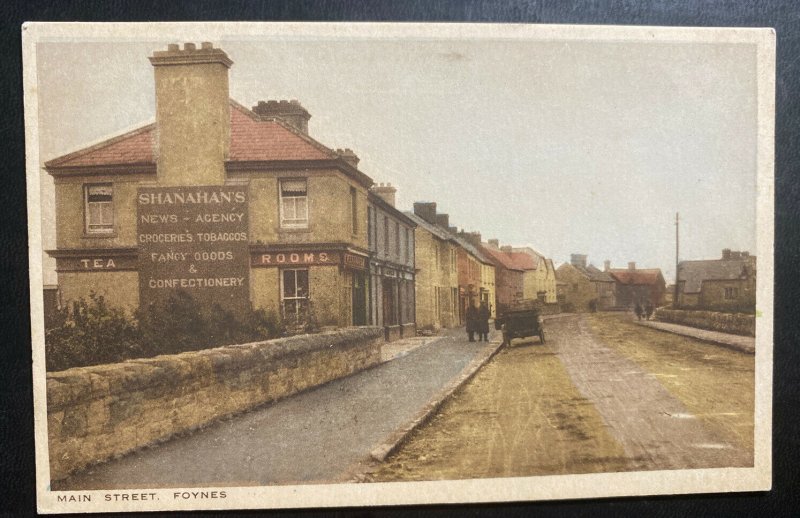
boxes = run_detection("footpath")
[635,319,755,354]
[56,326,502,490]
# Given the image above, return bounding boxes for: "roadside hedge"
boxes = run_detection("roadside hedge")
[44,291,284,372]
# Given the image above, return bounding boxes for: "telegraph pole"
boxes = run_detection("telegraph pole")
[674,212,679,309]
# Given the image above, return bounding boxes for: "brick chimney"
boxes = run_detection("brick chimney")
[722,248,732,260]
[487,239,500,249]
[435,214,450,229]
[460,231,482,248]
[604,260,611,272]
[570,254,587,268]
[501,245,513,254]
[336,148,360,168]
[252,99,311,134]
[628,262,636,270]
[371,182,396,207]
[448,226,458,234]
[413,202,437,224]
[150,42,232,186]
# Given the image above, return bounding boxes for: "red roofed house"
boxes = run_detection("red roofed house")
[481,239,535,313]
[45,42,375,328]
[607,261,666,308]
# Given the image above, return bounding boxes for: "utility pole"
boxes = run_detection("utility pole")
[674,212,679,309]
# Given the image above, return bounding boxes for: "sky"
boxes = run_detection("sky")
[35,30,759,284]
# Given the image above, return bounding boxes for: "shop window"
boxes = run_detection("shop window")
[279,179,308,228]
[85,184,114,234]
[281,268,309,318]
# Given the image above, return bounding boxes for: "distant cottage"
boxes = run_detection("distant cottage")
[556,254,616,311]
[676,249,756,312]
[607,262,666,308]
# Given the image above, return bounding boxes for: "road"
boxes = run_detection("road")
[54,326,498,490]
[372,313,754,481]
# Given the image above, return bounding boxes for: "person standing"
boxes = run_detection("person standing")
[478,301,490,342]
[634,301,643,321]
[645,301,654,320]
[465,302,479,342]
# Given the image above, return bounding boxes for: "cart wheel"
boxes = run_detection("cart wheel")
[539,329,546,344]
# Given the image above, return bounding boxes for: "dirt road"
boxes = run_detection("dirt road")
[371,313,754,481]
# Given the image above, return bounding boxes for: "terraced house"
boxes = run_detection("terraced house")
[44,42,402,329]
[406,203,459,331]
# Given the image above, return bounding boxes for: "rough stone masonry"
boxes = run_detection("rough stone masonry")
[46,327,382,480]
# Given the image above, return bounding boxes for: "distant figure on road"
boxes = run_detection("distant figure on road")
[644,302,654,320]
[477,302,490,342]
[466,302,479,342]
[634,301,644,321]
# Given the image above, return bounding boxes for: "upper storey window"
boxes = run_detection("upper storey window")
[280,179,308,228]
[85,184,113,234]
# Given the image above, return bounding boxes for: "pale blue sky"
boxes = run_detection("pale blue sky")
[36,36,758,283]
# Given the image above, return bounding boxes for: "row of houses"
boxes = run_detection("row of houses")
[43,42,559,341]
[555,248,756,314]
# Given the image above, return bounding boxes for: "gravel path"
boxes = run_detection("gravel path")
[55,327,494,490]
[549,314,753,470]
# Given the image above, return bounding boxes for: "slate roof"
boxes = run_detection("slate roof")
[404,212,456,242]
[45,100,337,169]
[584,264,616,283]
[677,257,755,294]
[608,268,664,286]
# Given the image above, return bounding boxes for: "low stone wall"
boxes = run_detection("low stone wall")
[655,308,755,337]
[46,327,383,481]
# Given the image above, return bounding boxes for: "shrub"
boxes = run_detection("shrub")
[45,291,285,371]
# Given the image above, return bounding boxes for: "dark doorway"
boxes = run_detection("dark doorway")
[352,272,367,326]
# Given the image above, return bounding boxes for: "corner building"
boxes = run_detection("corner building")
[45,43,376,328]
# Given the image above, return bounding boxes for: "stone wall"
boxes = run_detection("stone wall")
[46,326,383,480]
[655,308,755,337]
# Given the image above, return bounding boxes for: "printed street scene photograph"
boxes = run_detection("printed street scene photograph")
[24,23,774,513]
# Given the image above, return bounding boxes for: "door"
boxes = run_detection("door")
[352,271,367,326]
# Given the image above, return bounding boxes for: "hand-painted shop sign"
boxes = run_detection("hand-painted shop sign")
[343,253,367,270]
[51,249,138,272]
[251,251,340,267]
[137,185,250,317]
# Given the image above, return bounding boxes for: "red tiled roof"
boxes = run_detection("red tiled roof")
[608,269,663,285]
[46,101,334,169]
[46,124,156,168]
[482,246,537,271]
[229,103,332,161]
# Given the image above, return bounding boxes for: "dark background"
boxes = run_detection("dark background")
[2,1,798,516]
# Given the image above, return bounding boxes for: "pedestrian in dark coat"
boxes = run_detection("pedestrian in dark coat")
[644,301,654,320]
[465,302,479,342]
[634,301,643,321]
[478,302,490,342]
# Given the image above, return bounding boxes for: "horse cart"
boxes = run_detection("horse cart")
[494,300,545,346]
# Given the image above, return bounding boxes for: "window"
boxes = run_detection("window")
[405,228,410,263]
[367,206,373,248]
[279,179,308,228]
[724,287,739,300]
[85,184,114,234]
[383,215,389,257]
[350,186,358,234]
[281,269,309,318]
[395,221,400,258]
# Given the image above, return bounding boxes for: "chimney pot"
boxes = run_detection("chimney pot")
[413,202,437,223]
[371,183,397,207]
[252,99,312,134]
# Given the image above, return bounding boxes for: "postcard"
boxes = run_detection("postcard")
[23,21,774,513]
